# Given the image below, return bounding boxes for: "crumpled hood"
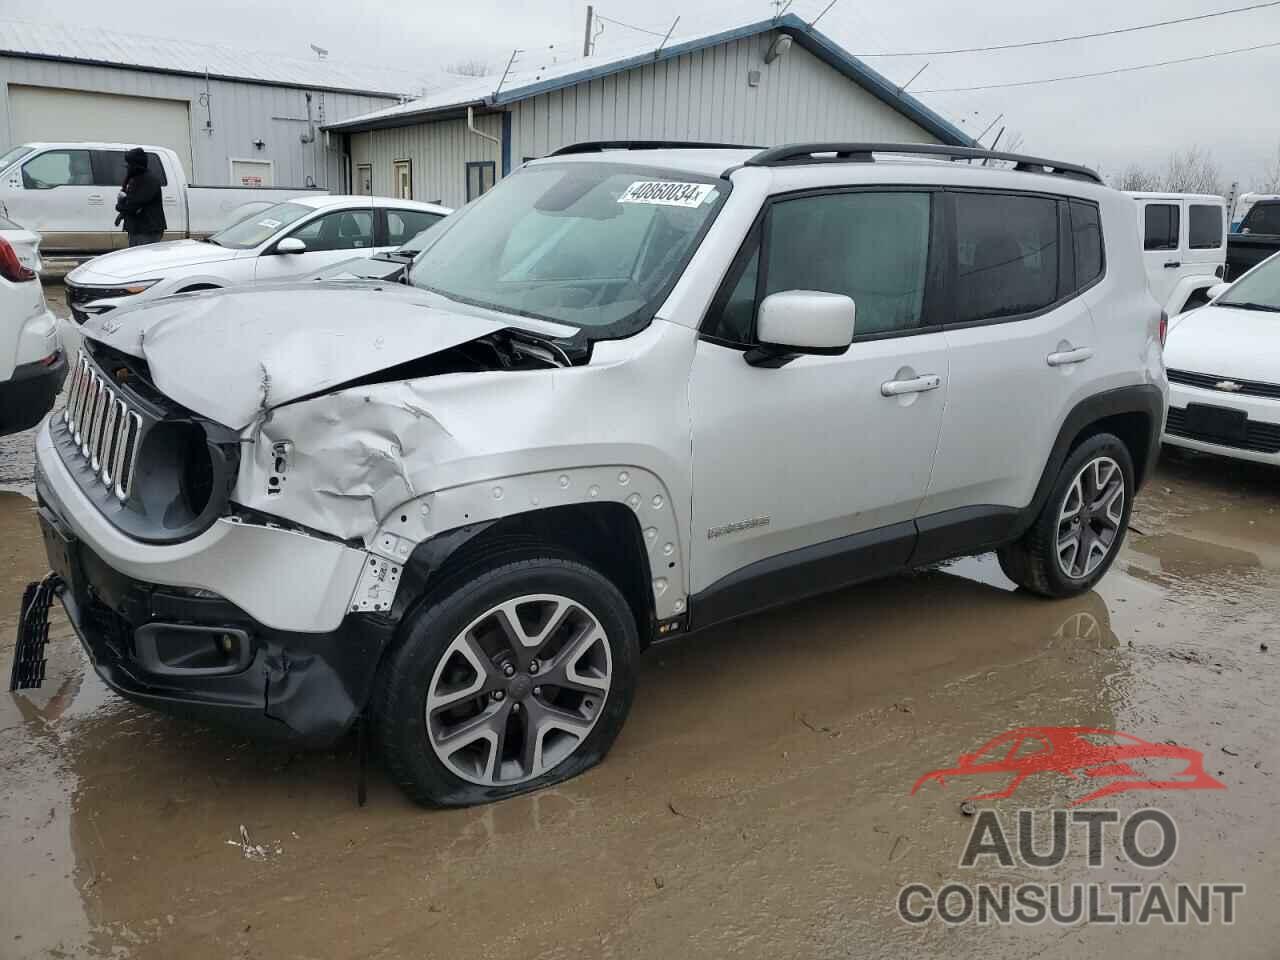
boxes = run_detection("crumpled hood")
[1165,304,1280,382]
[81,282,528,429]
[68,239,238,281]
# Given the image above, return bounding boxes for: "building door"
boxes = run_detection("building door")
[466,161,495,202]
[8,85,193,179]
[394,160,412,200]
[356,163,373,196]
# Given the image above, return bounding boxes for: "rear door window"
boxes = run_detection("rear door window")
[1188,205,1223,249]
[91,150,169,187]
[387,209,444,246]
[952,192,1060,323]
[1144,204,1180,250]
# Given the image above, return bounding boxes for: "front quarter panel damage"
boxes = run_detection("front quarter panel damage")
[233,320,697,619]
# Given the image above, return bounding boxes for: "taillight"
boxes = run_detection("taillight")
[0,236,36,283]
[1159,310,1169,348]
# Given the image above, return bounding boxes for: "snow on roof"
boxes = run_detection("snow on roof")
[0,17,441,97]
[322,13,971,147]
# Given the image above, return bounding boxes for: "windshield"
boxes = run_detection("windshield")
[408,162,726,332]
[208,202,314,250]
[1218,255,1280,312]
[0,144,33,172]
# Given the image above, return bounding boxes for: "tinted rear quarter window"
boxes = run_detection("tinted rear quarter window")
[1069,201,1104,287]
[1144,204,1179,250]
[953,192,1059,323]
[1188,205,1223,249]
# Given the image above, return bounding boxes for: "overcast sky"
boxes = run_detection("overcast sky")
[15,0,1280,187]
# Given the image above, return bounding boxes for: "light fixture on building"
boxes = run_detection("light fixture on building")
[764,34,792,64]
[252,138,266,150]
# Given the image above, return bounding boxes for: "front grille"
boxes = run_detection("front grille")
[1167,369,1280,400]
[62,350,144,500]
[1166,407,1280,454]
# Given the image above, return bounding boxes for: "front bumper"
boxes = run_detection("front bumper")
[0,351,66,435]
[1163,382,1280,465]
[34,420,393,743]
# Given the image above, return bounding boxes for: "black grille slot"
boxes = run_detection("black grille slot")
[1167,369,1280,400]
[1166,407,1280,453]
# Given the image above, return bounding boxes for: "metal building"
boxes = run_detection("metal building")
[325,13,972,209]
[0,19,439,190]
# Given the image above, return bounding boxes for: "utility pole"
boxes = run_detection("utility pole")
[583,5,594,57]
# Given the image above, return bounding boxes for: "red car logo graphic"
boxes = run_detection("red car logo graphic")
[911,726,1226,806]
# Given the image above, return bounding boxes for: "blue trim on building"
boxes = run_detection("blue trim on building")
[331,14,972,146]
[500,112,512,177]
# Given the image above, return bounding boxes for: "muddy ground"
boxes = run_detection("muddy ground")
[1,289,1277,958]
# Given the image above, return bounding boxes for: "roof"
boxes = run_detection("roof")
[1127,192,1225,203]
[0,18,440,97]
[291,195,452,213]
[322,13,972,146]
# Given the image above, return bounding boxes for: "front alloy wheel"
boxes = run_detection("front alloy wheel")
[426,594,613,786]
[1056,456,1125,579]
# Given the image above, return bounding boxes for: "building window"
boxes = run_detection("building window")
[393,159,412,200]
[466,161,496,202]
[356,163,373,196]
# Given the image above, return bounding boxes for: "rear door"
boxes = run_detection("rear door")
[1139,199,1183,310]
[91,149,181,248]
[253,206,377,281]
[918,190,1100,558]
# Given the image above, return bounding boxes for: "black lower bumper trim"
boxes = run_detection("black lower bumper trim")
[0,353,67,436]
[41,507,394,745]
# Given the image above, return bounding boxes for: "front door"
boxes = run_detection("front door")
[7,148,106,250]
[920,191,1101,545]
[254,207,380,281]
[690,188,948,601]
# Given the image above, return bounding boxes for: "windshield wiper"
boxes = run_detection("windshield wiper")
[381,249,418,261]
[1217,300,1280,313]
[204,237,223,247]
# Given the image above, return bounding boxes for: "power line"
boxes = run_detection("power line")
[594,13,669,39]
[853,0,1280,57]
[917,39,1280,92]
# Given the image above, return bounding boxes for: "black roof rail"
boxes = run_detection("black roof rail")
[743,142,1104,184]
[550,140,764,157]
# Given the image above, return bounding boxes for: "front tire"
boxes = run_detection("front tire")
[374,556,639,807]
[998,433,1135,598]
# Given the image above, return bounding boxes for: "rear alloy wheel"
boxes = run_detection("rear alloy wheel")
[1055,456,1125,580]
[375,557,638,806]
[426,594,613,787]
[998,432,1135,598]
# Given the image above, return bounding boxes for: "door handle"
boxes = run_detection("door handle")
[88,194,104,205]
[1046,347,1094,367]
[1163,261,1181,269]
[881,374,942,397]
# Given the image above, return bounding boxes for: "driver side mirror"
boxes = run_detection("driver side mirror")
[1207,282,1232,301]
[746,290,856,367]
[276,237,307,254]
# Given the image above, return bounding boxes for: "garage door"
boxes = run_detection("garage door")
[8,85,193,178]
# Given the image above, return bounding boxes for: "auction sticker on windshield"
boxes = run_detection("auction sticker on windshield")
[618,181,716,207]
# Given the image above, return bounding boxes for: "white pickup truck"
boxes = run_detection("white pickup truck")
[0,142,327,263]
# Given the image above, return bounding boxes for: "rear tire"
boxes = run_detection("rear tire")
[998,433,1135,598]
[373,556,639,807]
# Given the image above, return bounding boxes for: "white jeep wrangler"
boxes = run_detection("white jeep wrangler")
[26,142,1167,806]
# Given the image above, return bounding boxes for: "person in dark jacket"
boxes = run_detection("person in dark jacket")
[114,148,166,246]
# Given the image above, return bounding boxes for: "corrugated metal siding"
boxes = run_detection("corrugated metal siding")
[0,56,397,188]
[351,113,501,209]
[509,32,935,162]
[352,30,938,203]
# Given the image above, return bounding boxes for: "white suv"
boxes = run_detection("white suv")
[22,142,1167,806]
